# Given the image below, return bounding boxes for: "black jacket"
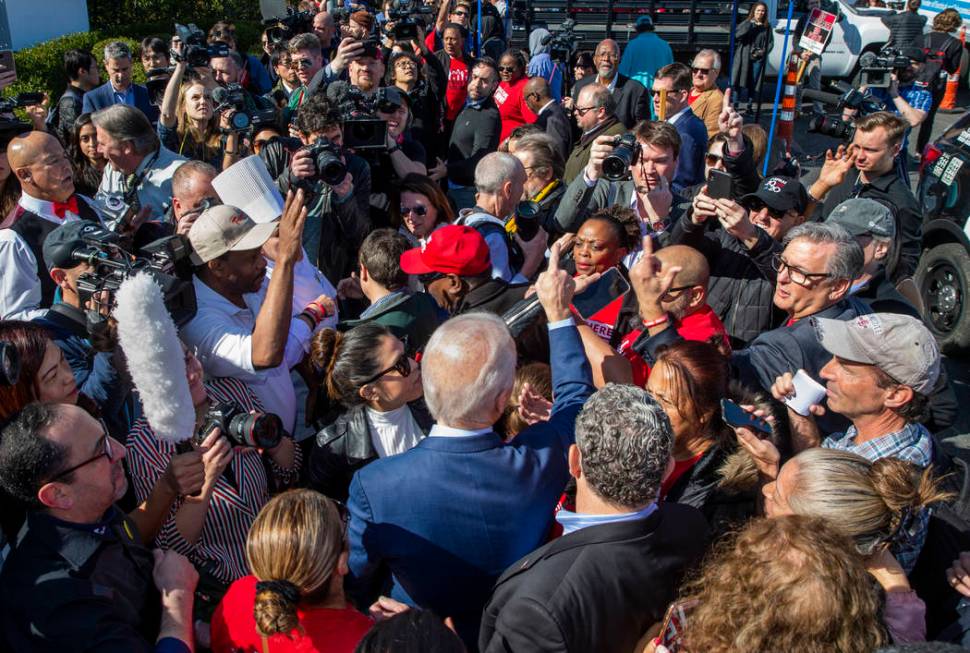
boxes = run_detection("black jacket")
[52,86,84,147]
[479,503,709,653]
[447,97,501,187]
[570,73,650,130]
[309,400,434,502]
[882,11,928,50]
[535,101,572,162]
[455,278,530,316]
[821,168,921,281]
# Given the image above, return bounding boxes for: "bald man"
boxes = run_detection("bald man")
[171,160,219,235]
[523,77,571,161]
[1,131,103,319]
[570,38,650,129]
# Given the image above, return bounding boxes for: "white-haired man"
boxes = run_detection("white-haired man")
[345,242,595,650]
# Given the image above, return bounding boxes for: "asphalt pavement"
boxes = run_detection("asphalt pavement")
[743,88,970,448]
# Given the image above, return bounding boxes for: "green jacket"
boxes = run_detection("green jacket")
[339,291,443,354]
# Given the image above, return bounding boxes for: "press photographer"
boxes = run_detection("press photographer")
[93,104,187,221]
[260,93,371,283]
[208,21,274,96]
[209,49,278,123]
[1,131,102,320]
[158,40,246,171]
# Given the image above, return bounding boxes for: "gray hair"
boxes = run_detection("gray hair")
[475,152,526,195]
[579,83,616,115]
[213,50,245,69]
[575,384,673,508]
[422,313,516,426]
[694,48,722,72]
[783,222,864,280]
[514,133,565,179]
[91,104,160,155]
[104,41,132,62]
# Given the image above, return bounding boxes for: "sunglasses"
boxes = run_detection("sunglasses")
[359,352,413,387]
[498,65,518,72]
[705,152,724,166]
[290,58,315,69]
[573,105,597,116]
[742,198,785,220]
[419,271,446,286]
[400,204,428,216]
[453,10,469,16]
[46,420,115,483]
[692,67,710,75]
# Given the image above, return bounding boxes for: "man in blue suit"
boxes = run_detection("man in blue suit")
[653,62,707,193]
[82,41,159,124]
[346,241,594,650]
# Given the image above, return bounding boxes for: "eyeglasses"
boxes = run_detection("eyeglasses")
[660,285,694,302]
[498,65,517,72]
[573,105,597,116]
[419,271,446,286]
[705,152,724,166]
[359,352,413,387]
[453,9,469,16]
[290,58,315,69]
[771,254,833,286]
[46,420,115,483]
[742,198,785,220]
[400,204,428,216]
[691,67,710,75]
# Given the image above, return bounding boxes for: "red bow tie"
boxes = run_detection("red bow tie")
[51,196,79,219]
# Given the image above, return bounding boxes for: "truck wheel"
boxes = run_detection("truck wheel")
[916,243,970,356]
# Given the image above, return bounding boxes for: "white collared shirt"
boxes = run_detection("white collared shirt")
[555,502,658,535]
[98,146,187,221]
[0,192,92,320]
[428,424,494,439]
[179,272,314,433]
[666,105,691,126]
[537,99,556,115]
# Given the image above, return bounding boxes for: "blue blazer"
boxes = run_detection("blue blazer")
[671,108,708,194]
[81,82,159,124]
[346,323,594,649]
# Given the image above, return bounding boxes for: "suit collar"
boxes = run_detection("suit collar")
[417,431,504,452]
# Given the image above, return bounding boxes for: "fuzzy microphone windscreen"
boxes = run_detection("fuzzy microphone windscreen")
[113,272,196,443]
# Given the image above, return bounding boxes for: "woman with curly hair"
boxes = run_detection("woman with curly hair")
[211,489,373,652]
[660,515,888,653]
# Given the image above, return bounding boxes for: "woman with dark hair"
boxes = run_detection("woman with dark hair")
[391,172,455,245]
[354,609,464,653]
[495,49,537,143]
[731,2,772,112]
[307,324,431,501]
[645,340,766,537]
[387,48,447,164]
[212,489,373,653]
[67,113,107,197]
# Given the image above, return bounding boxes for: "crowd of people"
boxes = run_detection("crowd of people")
[0,0,968,651]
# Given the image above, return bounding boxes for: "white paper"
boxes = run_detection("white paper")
[784,369,827,417]
[212,155,285,224]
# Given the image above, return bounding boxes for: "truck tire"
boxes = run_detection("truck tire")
[916,242,970,356]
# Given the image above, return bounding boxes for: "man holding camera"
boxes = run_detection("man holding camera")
[260,93,371,284]
[209,50,279,120]
[555,121,682,249]
[563,84,626,184]
[809,111,921,280]
[82,41,159,124]
[0,131,103,320]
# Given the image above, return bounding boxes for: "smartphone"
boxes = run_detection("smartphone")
[720,398,772,434]
[571,267,630,320]
[0,51,15,78]
[707,169,733,200]
[658,600,696,652]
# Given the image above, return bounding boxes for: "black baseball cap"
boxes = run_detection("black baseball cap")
[898,46,926,64]
[42,220,115,271]
[740,176,809,214]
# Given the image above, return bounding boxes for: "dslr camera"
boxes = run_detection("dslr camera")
[290,137,347,190]
[173,23,230,68]
[67,223,197,329]
[602,133,640,181]
[859,48,912,88]
[262,9,315,45]
[196,401,284,449]
[385,0,435,42]
[807,80,886,142]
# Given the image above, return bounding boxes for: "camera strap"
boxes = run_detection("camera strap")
[123,148,161,207]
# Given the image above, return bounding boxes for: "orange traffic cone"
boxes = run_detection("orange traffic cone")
[777,54,800,152]
[940,26,966,112]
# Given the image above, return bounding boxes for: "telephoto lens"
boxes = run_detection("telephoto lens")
[225,411,284,449]
[602,134,638,181]
[514,201,541,241]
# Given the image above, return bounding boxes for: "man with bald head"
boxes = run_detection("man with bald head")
[570,38,650,129]
[1,131,103,319]
[523,77,571,161]
[171,160,219,235]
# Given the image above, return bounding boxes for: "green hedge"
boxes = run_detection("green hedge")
[7,20,263,101]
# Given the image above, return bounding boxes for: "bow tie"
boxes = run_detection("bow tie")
[51,196,79,219]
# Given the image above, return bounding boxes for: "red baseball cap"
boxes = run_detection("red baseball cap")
[400,225,491,276]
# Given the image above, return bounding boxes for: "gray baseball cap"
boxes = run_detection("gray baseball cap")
[187,204,276,265]
[813,313,941,394]
[827,198,896,239]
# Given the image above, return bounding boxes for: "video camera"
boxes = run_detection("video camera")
[212,83,277,132]
[325,81,390,151]
[173,23,230,68]
[543,19,583,63]
[859,48,912,89]
[263,9,315,45]
[385,0,435,42]
[195,400,283,448]
[0,93,39,144]
[0,92,44,114]
[806,80,886,141]
[69,223,197,329]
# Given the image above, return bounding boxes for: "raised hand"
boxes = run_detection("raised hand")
[691,187,719,225]
[815,144,857,193]
[642,175,673,226]
[535,239,576,322]
[277,189,309,264]
[629,233,681,323]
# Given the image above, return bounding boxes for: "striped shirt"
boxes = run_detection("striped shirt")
[126,376,301,583]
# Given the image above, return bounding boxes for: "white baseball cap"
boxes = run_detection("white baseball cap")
[187,204,277,265]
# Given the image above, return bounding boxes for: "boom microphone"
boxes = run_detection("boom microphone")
[113,272,196,443]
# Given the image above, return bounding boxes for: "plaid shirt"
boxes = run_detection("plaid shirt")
[823,422,933,573]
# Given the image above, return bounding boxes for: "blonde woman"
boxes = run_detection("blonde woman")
[211,489,372,652]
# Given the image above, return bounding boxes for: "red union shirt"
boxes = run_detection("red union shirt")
[445,57,470,121]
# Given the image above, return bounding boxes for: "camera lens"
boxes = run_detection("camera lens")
[231,112,251,131]
[515,201,541,241]
[315,150,347,186]
[603,149,633,181]
[226,412,283,449]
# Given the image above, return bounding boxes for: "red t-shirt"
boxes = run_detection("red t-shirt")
[617,304,731,387]
[211,575,373,653]
[445,57,470,121]
[494,77,538,143]
[582,294,625,343]
[688,90,702,104]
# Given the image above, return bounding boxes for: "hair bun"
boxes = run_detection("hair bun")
[309,328,345,399]
[254,578,302,636]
